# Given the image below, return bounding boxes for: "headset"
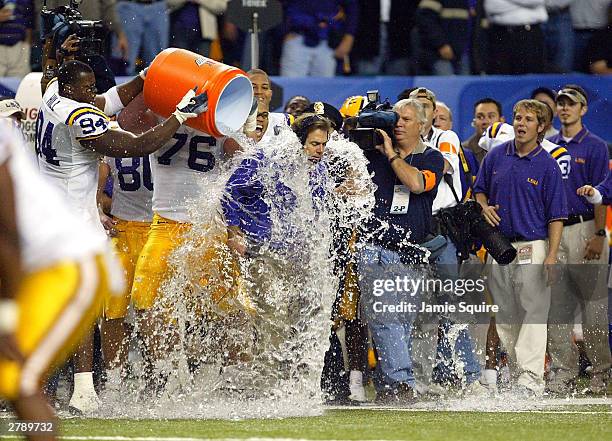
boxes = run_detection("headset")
[293,114,328,145]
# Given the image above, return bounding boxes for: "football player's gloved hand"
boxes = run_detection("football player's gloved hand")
[243,96,258,133]
[172,87,209,124]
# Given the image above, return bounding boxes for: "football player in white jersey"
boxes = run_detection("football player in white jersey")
[95,104,157,385]
[409,88,463,211]
[98,150,153,385]
[478,108,571,179]
[35,59,210,412]
[247,69,292,143]
[125,95,243,394]
[0,119,123,433]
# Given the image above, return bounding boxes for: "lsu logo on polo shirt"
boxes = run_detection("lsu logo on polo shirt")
[527,178,539,186]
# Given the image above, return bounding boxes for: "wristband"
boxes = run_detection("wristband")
[139,67,148,81]
[389,154,401,164]
[0,300,18,334]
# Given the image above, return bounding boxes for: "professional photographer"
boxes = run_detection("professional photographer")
[356,98,444,403]
[37,0,129,65]
[473,99,568,397]
[39,1,120,92]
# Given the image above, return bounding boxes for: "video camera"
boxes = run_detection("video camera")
[40,0,105,58]
[348,90,398,151]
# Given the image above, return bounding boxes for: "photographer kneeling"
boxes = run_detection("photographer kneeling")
[473,99,568,396]
[356,99,444,403]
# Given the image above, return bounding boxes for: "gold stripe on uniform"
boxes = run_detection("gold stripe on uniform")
[550,147,568,159]
[441,8,470,20]
[490,122,502,138]
[419,0,443,13]
[67,108,109,126]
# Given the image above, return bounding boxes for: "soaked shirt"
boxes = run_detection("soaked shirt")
[222,149,327,251]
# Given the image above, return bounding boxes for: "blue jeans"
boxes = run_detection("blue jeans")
[432,52,471,76]
[542,10,575,72]
[116,1,169,74]
[357,244,422,391]
[435,240,481,384]
[435,322,482,385]
[280,34,336,77]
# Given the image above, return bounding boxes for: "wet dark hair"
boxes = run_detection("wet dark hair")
[292,113,332,144]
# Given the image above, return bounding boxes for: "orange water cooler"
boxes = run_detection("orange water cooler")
[143,48,253,137]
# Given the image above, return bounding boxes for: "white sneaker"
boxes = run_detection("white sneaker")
[464,380,489,397]
[482,369,498,395]
[68,390,101,415]
[348,370,366,402]
[349,383,366,402]
[426,382,447,396]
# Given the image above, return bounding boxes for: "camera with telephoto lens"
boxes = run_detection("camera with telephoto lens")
[438,199,517,265]
[348,90,399,151]
[41,0,105,58]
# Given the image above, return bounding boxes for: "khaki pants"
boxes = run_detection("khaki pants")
[488,239,550,394]
[548,219,611,383]
[0,41,30,78]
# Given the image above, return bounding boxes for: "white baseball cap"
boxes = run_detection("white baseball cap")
[0,98,25,120]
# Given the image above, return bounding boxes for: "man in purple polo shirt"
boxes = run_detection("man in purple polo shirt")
[547,85,611,395]
[474,99,568,396]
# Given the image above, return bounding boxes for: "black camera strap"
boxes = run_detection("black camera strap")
[443,173,461,204]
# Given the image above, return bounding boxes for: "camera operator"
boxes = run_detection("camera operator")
[37,0,129,63]
[409,88,462,263]
[356,98,444,403]
[36,38,209,413]
[473,99,568,396]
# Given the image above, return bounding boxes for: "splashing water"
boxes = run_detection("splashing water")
[99,128,376,418]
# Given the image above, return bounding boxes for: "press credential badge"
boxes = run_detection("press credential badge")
[391,185,410,214]
[517,244,533,265]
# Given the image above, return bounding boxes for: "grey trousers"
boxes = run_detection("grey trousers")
[548,220,611,383]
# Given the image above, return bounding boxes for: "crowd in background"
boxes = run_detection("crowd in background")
[0,0,611,78]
